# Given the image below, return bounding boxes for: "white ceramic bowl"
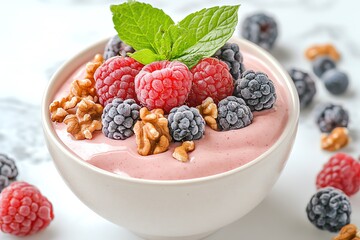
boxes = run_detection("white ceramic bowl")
[42,37,299,240]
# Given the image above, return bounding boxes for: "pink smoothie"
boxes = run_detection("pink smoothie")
[52,52,290,180]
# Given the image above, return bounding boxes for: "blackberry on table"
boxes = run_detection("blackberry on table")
[306,187,351,232]
[288,68,316,108]
[322,69,349,95]
[168,106,205,142]
[104,35,135,60]
[312,56,336,77]
[217,96,253,131]
[241,13,278,50]
[316,103,349,133]
[213,42,245,80]
[234,70,276,111]
[0,154,18,192]
[102,98,141,140]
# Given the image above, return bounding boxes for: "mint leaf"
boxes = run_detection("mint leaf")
[171,5,240,68]
[111,2,174,53]
[128,49,166,65]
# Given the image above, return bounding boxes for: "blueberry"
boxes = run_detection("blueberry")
[322,69,349,95]
[312,56,336,77]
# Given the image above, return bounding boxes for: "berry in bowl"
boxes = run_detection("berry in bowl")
[42,2,299,240]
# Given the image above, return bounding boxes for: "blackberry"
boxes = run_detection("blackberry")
[288,68,316,108]
[217,96,253,131]
[322,69,349,95]
[312,56,336,77]
[306,187,351,232]
[102,98,141,140]
[234,70,276,111]
[241,13,278,50]
[0,154,18,192]
[315,103,349,133]
[213,42,245,80]
[103,35,135,60]
[168,106,205,142]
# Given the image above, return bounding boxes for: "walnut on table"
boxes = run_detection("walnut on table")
[321,127,349,151]
[134,108,172,156]
[196,97,218,130]
[333,224,358,240]
[305,43,340,61]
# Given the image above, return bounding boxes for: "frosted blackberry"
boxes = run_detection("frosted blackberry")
[288,68,316,108]
[104,35,135,60]
[213,42,245,80]
[234,70,276,111]
[102,98,141,140]
[217,96,253,131]
[241,13,278,50]
[312,56,336,77]
[316,103,349,133]
[168,106,205,142]
[306,187,351,232]
[322,69,349,95]
[0,154,18,192]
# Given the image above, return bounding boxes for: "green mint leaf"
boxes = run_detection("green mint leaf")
[128,49,166,65]
[171,5,240,68]
[111,2,174,53]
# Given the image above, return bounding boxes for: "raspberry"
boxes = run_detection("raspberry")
[306,187,351,232]
[0,182,54,236]
[312,56,336,77]
[234,70,276,111]
[217,96,253,131]
[187,58,234,107]
[0,154,18,192]
[213,42,245,80]
[102,98,141,140]
[94,56,144,106]
[103,35,135,60]
[288,68,316,109]
[316,153,360,196]
[241,13,278,50]
[135,60,192,113]
[315,103,349,133]
[168,106,205,141]
[322,69,349,95]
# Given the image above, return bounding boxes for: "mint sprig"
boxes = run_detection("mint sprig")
[111,2,240,68]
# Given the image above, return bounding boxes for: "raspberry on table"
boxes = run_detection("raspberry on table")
[234,70,276,111]
[168,106,205,142]
[312,56,336,77]
[217,96,253,131]
[241,13,278,50]
[288,68,316,109]
[187,58,234,107]
[103,35,135,60]
[135,60,193,113]
[306,187,351,232]
[0,181,54,236]
[102,98,141,140]
[321,69,349,95]
[315,103,349,133]
[0,154,18,193]
[316,153,360,196]
[213,42,245,80]
[94,56,144,106]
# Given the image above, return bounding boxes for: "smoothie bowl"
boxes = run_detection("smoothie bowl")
[42,2,299,240]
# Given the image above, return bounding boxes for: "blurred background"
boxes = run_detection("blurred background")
[1,0,360,239]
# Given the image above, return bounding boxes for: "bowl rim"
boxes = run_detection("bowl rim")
[42,36,300,186]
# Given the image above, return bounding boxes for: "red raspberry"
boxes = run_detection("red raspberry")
[187,58,234,107]
[0,182,54,236]
[316,153,360,196]
[135,60,192,113]
[94,56,144,106]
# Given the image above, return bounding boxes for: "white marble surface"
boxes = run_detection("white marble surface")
[1,0,360,239]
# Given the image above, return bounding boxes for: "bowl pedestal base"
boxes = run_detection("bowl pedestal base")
[133,230,215,240]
